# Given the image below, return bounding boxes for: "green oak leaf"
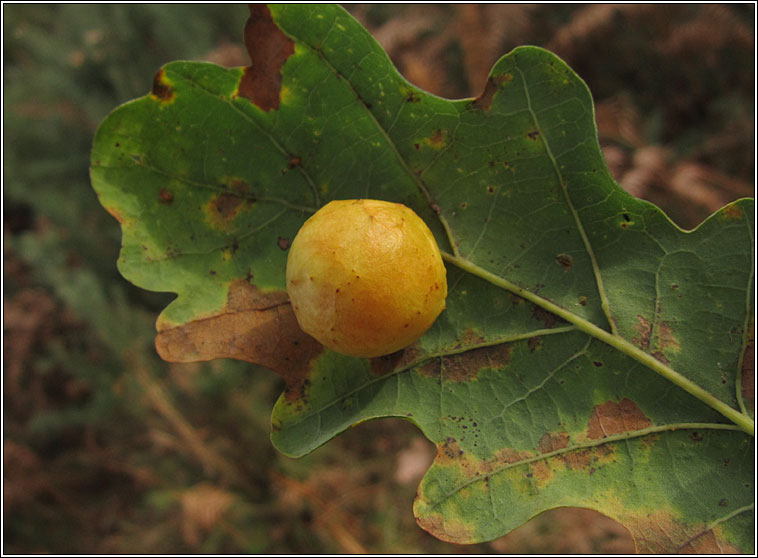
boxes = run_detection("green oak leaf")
[90,4,755,552]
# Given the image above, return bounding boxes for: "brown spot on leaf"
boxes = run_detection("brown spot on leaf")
[472,74,510,111]
[104,206,127,224]
[225,178,250,195]
[417,359,439,377]
[559,447,594,470]
[528,460,553,484]
[640,432,659,448]
[207,193,244,227]
[527,336,542,353]
[151,68,174,102]
[370,345,421,377]
[158,188,174,204]
[288,156,301,168]
[414,512,475,544]
[404,90,421,103]
[419,343,512,382]
[555,253,573,272]
[425,129,448,150]
[720,203,743,220]
[155,280,323,400]
[432,438,502,481]
[445,445,534,480]
[527,130,540,140]
[689,431,703,442]
[460,328,486,345]
[552,442,617,474]
[538,431,569,453]
[678,527,742,554]
[617,508,744,554]
[433,438,547,486]
[277,236,290,251]
[531,305,565,328]
[652,350,669,365]
[587,398,652,439]
[657,321,680,353]
[491,447,533,469]
[632,315,651,350]
[436,437,465,462]
[615,510,689,553]
[237,5,295,111]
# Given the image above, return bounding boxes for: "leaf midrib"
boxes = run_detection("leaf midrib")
[298,30,462,257]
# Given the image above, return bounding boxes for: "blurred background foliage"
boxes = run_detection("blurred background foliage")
[3,4,753,554]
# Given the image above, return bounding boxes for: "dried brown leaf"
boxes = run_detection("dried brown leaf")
[237,5,295,111]
[155,280,322,387]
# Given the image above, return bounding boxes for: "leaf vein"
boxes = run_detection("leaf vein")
[514,64,616,334]
[296,36,461,256]
[166,65,322,207]
[424,422,744,510]
[279,326,577,430]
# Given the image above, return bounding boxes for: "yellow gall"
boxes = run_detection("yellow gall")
[286,199,447,357]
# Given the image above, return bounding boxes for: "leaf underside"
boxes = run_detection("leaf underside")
[90,4,755,552]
